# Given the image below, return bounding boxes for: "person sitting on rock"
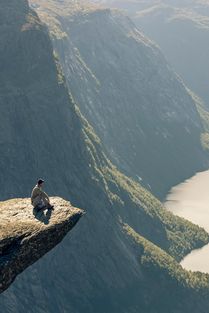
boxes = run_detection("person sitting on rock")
[31,179,54,210]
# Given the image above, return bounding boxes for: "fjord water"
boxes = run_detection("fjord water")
[164,170,209,273]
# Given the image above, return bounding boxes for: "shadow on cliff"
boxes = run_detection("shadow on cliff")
[33,207,52,225]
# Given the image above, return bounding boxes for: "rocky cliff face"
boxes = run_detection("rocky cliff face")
[91,0,209,107]
[134,1,209,107]
[31,0,209,198]
[0,197,83,293]
[1,1,209,313]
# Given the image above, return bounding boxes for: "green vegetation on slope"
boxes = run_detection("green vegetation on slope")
[189,90,209,152]
[31,0,209,199]
[123,224,209,312]
[80,108,209,261]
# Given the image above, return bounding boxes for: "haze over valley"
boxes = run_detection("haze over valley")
[91,0,209,107]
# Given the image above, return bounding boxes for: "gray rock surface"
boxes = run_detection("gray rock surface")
[90,0,209,107]
[30,0,209,198]
[0,197,83,293]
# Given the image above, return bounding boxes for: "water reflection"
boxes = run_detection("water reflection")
[164,170,209,273]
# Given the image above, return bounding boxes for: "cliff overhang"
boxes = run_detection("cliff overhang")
[0,196,83,293]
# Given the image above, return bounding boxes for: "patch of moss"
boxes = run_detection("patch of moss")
[53,51,66,85]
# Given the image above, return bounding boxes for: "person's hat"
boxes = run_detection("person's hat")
[37,178,44,184]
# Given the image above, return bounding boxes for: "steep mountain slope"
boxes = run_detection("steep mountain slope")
[92,0,209,107]
[134,1,209,107]
[30,0,209,198]
[1,1,209,313]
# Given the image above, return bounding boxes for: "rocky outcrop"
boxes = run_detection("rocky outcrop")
[0,197,83,293]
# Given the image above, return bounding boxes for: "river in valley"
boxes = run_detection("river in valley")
[164,169,209,273]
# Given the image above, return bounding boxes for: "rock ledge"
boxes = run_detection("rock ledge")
[0,196,83,293]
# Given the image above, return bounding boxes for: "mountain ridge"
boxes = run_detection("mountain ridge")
[91,0,209,107]
[31,0,209,198]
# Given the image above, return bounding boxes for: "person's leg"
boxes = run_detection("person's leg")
[33,196,45,210]
[43,198,54,209]
[42,198,49,207]
[39,199,46,209]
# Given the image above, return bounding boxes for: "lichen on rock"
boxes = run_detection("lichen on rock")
[0,197,83,293]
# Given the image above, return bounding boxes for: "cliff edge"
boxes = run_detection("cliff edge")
[0,197,83,293]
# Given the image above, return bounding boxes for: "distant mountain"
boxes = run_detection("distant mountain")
[1,1,209,313]
[30,0,209,198]
[91,0,209,107]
